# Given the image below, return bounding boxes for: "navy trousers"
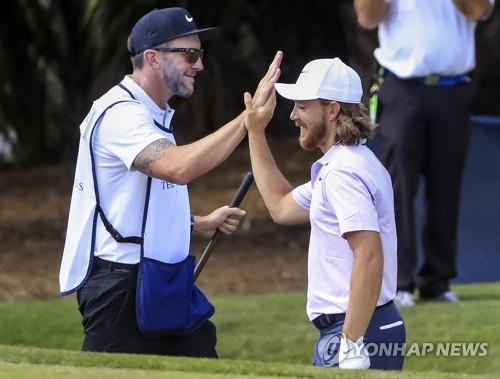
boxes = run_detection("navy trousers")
[312,301,406,370]
[377,73,473,297]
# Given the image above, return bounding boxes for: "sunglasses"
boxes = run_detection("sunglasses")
[151,47,204,63]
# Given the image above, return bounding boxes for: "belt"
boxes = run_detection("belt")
[312,300,394,330]
[384,68,470,86]
[92,257,138,272]
[414,73,470,86]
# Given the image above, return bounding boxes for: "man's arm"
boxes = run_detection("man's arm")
[133,51,283,184]
[342,230,384,341]
[453,0,493,20]
[354,0,389,30]
[133,113,245,184]
[243,91,309,225]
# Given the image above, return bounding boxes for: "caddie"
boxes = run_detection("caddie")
[243,57,406,369]
[59,7,281,356]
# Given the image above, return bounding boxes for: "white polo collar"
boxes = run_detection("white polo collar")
[120,76,175,129]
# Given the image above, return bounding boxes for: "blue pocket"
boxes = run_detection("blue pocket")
[136,255,214,336]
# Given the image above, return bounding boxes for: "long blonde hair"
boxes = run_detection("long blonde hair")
[320,100,372,145]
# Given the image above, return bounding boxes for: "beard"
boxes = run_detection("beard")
[299,120,327,151]
[161,65,194,98]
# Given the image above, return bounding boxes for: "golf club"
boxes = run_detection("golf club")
[194,172,254,281]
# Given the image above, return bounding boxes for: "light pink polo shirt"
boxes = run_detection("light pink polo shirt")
[292,143,397,320]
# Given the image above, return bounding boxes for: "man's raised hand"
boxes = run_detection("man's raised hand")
[244,88,276,133]
[252,51,282,108]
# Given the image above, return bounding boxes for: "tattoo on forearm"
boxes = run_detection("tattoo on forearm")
[133,138,172,176]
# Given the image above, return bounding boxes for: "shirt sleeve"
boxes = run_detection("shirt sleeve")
[292,181,312,210]
[98,102,167,170]
[323,168,380,238]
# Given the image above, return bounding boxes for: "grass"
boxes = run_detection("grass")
[0,282,499,378]
[0,346,495,379]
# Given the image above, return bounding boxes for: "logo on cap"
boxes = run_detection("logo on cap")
[128,7,219,55]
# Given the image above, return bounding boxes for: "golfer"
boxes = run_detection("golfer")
[244,58,405,369]
[59,7,281,357]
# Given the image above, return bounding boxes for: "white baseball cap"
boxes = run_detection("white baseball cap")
[274,58,362,103]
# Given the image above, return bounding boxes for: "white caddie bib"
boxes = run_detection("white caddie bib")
[60,83,191,295]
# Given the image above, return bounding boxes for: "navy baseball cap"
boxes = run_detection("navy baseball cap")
[128,7,219,55]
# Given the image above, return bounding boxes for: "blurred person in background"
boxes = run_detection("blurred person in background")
[354,0,495,307]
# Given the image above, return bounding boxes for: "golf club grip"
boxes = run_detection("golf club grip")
[194,172,254,282]
[228,172,254,207]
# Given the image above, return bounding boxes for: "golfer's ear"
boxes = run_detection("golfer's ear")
[244,92,253,110]
[328,101,341,120]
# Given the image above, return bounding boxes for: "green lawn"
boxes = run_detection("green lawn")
[0,282,499,378]
[0,346,495,379]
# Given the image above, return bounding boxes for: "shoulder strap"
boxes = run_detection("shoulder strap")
[117,83,135,99]
[118,82,173,134]
[89,98,144,245]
